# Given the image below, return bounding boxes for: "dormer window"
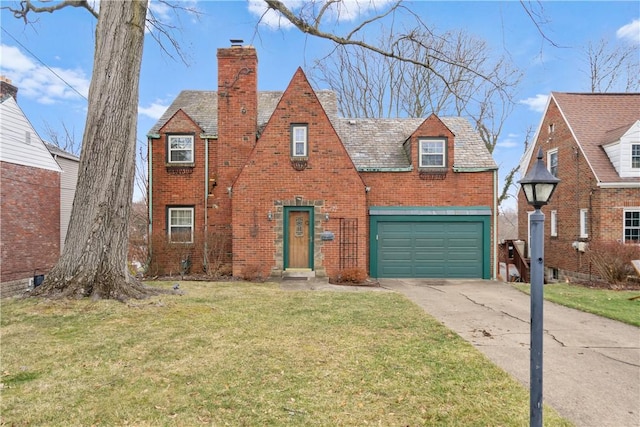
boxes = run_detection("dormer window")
[419,138,446,168]
[167,135,194,164]
[632,144,640,169]
[291,124,308,157]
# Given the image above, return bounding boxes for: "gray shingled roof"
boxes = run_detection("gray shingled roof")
[148,90,496,170]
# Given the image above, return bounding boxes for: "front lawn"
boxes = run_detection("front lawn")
[514,283,640,326]
[1,281,571,426]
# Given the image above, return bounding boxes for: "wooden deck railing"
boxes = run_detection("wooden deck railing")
[501,239,531,283]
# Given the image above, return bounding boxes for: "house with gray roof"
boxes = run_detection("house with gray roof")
[147,45,498,281]
[517,92,640,282]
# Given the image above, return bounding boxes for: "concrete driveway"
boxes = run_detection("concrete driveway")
[378,279,640,427]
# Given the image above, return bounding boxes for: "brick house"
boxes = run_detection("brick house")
[518,92,640,282]
[0,78,61,296]
[148,45,498,281]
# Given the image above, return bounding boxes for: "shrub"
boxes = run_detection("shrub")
[588,240,640,285]
[334,267,368,285]
[240,264,264,282]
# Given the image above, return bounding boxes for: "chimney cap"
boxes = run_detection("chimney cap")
[230,39,244,46]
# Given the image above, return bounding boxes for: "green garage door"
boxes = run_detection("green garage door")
[377,221,484,278]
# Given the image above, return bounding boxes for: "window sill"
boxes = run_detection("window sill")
[418,167,447,180]
[165,163,195,174]
[290,157,308,171]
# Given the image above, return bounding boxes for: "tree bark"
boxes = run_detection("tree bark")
[31,0,152,300]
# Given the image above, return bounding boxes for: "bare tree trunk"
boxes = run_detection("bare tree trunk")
[31,0,152,300]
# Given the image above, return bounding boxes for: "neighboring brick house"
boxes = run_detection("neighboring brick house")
[0,78,61,296]
[518,92,640,282]
[148,45,498,280]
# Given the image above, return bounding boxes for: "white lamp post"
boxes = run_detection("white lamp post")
[519,148,560,427]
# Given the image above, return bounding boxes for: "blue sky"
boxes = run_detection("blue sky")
[1,1,639,209]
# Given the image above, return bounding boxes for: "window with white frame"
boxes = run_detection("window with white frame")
[579,208,588,238]
[632,144,640,169]
[550,210,558,237]
[168,135,194,164]
[547,148,558,177]
[419,138,446,168]
[291,124,308,157]
[624,210,640,243]
[168,207,194,243]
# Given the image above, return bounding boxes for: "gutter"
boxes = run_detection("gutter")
[598,182,640,189]
[453,166,498,172]
[357,166,413,172]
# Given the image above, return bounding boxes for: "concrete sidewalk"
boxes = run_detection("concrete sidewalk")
[378,279,640,427]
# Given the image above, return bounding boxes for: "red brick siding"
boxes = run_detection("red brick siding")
[518,98,640,279]
[149,111,207,274]
[232,68,367,278]
[1,162,60,283]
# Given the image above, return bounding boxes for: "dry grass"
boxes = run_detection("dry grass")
[1,281,571,426]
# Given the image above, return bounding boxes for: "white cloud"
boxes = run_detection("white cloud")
[0,44,90,104]
[138,101,169,120]
[519,94,548,113]
[616,19,640,44]
[248,0,396,30]
[496,137,519,149]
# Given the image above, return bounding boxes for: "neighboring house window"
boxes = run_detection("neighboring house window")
[168,207,194,243]
[624,210,640,243]
[550,210,558,237]
[291,124,308,157]
[579,208,588,238]
[547,148,558,177]
[419,138,446,168]
[632,144,640,169]
[168,135,194,164]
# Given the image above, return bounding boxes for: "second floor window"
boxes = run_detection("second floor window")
[632,144,640,169]
[291,125,308,157]
[419,138,446,168]
[548,149,558,177]
[168,135,194,164]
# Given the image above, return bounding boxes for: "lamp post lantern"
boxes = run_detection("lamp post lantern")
[519,148,560,427]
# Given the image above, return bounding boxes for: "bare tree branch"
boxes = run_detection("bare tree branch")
[4,0,98,21]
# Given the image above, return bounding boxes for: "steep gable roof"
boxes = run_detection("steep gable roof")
[148,88,495,171]
[551,92,640,183]
[148,90,338,136]
[0,96,61,172]
[333,116,496,170]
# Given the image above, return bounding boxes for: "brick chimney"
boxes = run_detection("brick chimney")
[0,76,18,101]
[216,44,258,180]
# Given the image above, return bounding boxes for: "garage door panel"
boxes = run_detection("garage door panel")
[377,220,483,278]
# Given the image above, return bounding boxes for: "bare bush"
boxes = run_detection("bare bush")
[588,240,640,285]
[334,267,368,285]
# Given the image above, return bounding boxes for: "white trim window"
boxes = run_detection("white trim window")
[168,207,194,243]
[632,144,640,169]
[579,208,588,238]
[547,148,558,177]
[624,209,640,243]
[168,135,194,164]
[419,138,446,168]
[550,210,558,237]
[291,124,308,157]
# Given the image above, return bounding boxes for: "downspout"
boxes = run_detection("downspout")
[493,168,499,280]
[204,138,209,273]
[147,137,153,269]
